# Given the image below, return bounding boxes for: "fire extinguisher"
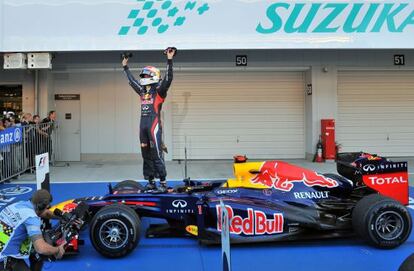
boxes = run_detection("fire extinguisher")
[313,136,324,163]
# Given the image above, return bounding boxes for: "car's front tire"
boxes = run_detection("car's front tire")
[352,194,412,249]
[90,204,141,258]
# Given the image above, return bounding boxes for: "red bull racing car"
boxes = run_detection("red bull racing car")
[51,152,412,258]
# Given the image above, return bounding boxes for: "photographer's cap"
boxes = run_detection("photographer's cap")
[31,189,53,211]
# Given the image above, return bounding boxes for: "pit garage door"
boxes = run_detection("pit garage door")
[171,71,305,159]
[337,71,414,157]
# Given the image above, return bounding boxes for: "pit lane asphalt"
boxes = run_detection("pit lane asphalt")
[0,182,413,271]
[2,156,414,271]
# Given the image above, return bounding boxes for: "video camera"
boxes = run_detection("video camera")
[164,47,178,56]
[42,202,89,259]
[121,52,133,59]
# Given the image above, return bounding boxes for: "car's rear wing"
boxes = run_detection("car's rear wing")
[337,152,408,205]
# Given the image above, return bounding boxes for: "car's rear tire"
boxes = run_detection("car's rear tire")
[113,180,144,192]
[90,204,141,258]
[352,194,412,249]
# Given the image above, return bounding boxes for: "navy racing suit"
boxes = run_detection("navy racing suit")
[123,60,173,182]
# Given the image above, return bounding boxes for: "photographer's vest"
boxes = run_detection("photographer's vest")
[0,202,36,259]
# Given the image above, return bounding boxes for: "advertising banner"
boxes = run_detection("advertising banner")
[0,126,22,148]
[1,0,414,51]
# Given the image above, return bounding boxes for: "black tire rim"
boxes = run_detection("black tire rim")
[99,219,129,249]
[374,211,404,241]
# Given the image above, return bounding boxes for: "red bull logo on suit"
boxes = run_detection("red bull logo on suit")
[251,161,339,191]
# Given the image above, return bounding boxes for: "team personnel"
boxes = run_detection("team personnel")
[41,111,57,161]
[0,189,65,271]
[122,48,176,191]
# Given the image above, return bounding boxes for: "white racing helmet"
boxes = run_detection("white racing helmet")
[139,66,161,86]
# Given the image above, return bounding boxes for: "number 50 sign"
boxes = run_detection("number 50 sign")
[236,55,247,66]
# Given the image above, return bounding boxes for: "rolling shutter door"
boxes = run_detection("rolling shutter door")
[171,71,305,159]
[337,71,414,157]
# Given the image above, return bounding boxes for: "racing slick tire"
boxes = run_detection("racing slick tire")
[113,180,144,192]
[352,194,412,249]
[90,204,141,258]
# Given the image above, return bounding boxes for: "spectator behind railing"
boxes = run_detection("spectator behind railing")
[3,118,11,128]
[11,117,23,174]
[22,113,34,168]
[0,112,57,183]
[21,113,33,126]
[42,111,56,162]
[1,118,12,181]
[9,114,19,127]
[33,115,49,161]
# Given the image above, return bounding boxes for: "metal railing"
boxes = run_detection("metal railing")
[0,122,56,183]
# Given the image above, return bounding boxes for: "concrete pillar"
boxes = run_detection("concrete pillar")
[304,69,313,160]
[22,71,35,115]
[305,65,338,160]
[38,70,54,118]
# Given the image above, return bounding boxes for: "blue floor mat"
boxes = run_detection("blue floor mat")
[0,182,413,271]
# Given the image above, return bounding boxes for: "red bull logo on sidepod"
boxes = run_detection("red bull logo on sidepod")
[217,205,284,235]
[251,161,338,192]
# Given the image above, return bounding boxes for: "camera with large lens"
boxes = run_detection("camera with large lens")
[42,202,89,259]
[121,52,133,59]
[163,47,178,56]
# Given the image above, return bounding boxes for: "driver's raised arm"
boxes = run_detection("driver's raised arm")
[157,60,173,98]
[122,58,144,96]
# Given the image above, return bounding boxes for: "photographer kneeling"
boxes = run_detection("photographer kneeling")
[0,189,65,271]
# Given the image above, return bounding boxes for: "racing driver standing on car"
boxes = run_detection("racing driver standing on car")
[122,48,176,192]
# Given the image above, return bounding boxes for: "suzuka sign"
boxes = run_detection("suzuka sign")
[1,0,414,51]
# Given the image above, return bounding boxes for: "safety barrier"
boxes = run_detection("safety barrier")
[0,122,57,183]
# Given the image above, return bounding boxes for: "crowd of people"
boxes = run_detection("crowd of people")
[0,111,56,181]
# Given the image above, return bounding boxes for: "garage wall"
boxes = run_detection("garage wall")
[11,49,414,160]
[49,50,414,146]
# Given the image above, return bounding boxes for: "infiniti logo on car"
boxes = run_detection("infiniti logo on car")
[363,164,376,172]
[167,199,194,214]
[172,199,187,208]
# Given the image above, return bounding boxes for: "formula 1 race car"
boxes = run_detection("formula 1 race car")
[50,153,412,258]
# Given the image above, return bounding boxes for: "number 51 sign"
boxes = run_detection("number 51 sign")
[394,55,405,66]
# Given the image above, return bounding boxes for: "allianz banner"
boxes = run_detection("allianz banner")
[1,0,414,51]
[0,127,22,148]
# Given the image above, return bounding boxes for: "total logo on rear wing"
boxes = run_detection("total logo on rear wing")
[361,161,408,205]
